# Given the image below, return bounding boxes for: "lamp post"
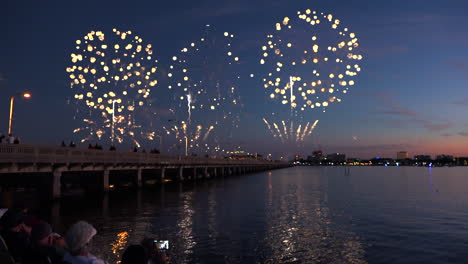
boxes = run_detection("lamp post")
[184,136,188,156]
[155,134,162,152]
[111,100,119,145]
[8,92,31,136]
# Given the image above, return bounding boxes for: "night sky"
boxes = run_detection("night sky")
[2,0,468,159]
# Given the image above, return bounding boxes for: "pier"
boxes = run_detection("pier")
[0,144,290,198]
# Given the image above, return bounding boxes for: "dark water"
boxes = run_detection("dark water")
[3,166,468,263]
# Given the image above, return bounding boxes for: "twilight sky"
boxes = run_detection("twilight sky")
[2,0,468,159]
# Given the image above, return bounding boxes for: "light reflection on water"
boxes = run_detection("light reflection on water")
[260,168,365,263]
[5,167,468,263]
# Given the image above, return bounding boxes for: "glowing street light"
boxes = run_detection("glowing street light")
[8,92,32,135]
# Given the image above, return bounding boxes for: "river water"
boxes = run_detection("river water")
[2,166,468,263]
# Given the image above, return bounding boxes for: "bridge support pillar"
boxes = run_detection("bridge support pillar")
[137,168,142,188]
[103,169,110,192]
[178,167,184,181]
[193,168,198,180]
[203,167,209,178]
[213,167,217,178]
[52,170,61,199]
[160,168,165,183]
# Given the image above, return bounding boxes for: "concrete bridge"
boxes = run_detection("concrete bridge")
[0,144,291,198]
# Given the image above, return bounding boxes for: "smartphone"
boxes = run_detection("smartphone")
[154,239,169,250]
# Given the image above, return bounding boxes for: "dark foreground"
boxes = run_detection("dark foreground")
[3,166,468,263]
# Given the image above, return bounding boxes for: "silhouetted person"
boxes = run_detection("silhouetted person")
[0,132,5,143]
[63,221,106,264]
[121,245,147,264]
[61,141,66,147]
[23,221,66,264]
[13,136,20,144]
[133,146,138,152]
[140,238,168,264]
[109,145,116,151]
[69,141,76,148]
[88,144,93,150]
[8,134,14,144]
[0,209,32,262]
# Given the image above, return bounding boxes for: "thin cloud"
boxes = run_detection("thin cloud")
[441,133,452,137]
[376,108,418,117]
[458,132,468,137]
[417,121,452,132]
[373,98,452,132]
[452,98,468,106]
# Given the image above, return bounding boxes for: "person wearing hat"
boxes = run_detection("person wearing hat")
[23,221,66,264]
[63,221,107,264]
[0,208,32,262]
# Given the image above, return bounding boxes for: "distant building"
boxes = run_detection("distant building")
[312,151,323,158]
[397,151,409,160]
[436,154,454,161]
[294,155,302,161]
[326,153,346,163]
[456,157,468,166]
[414,155,431,161]
[413,154,432,166]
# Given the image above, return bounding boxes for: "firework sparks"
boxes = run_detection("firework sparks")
[261,9,363,114]
[67,29,158,145]
[264,119,319,143]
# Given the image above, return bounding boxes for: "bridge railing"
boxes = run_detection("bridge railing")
[0,144,285,166]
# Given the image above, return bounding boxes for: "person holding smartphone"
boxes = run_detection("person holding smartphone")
[140,238,169,264]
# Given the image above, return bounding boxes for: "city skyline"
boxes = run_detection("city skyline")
[2,0,468,159]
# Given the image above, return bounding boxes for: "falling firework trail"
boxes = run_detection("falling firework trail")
[273,123,284,143]
[290,121,294,138]
[263,118,277,138]
[186,94,192,123]
[295,124,302,143]
[195,125,202,140]
[300,122,310,141]
[282,120,289,140]
[289,76,294,113]
[203,126,215,141]
[308,120,319,136]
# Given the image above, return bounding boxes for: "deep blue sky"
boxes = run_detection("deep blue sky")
[2,0,468,159]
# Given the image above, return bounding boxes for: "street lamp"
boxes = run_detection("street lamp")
[8,92,31,135]
[184,136,188,156]
[155,134,162,152]
[111,99,119,145]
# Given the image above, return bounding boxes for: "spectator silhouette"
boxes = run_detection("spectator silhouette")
[63,221,106,264]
